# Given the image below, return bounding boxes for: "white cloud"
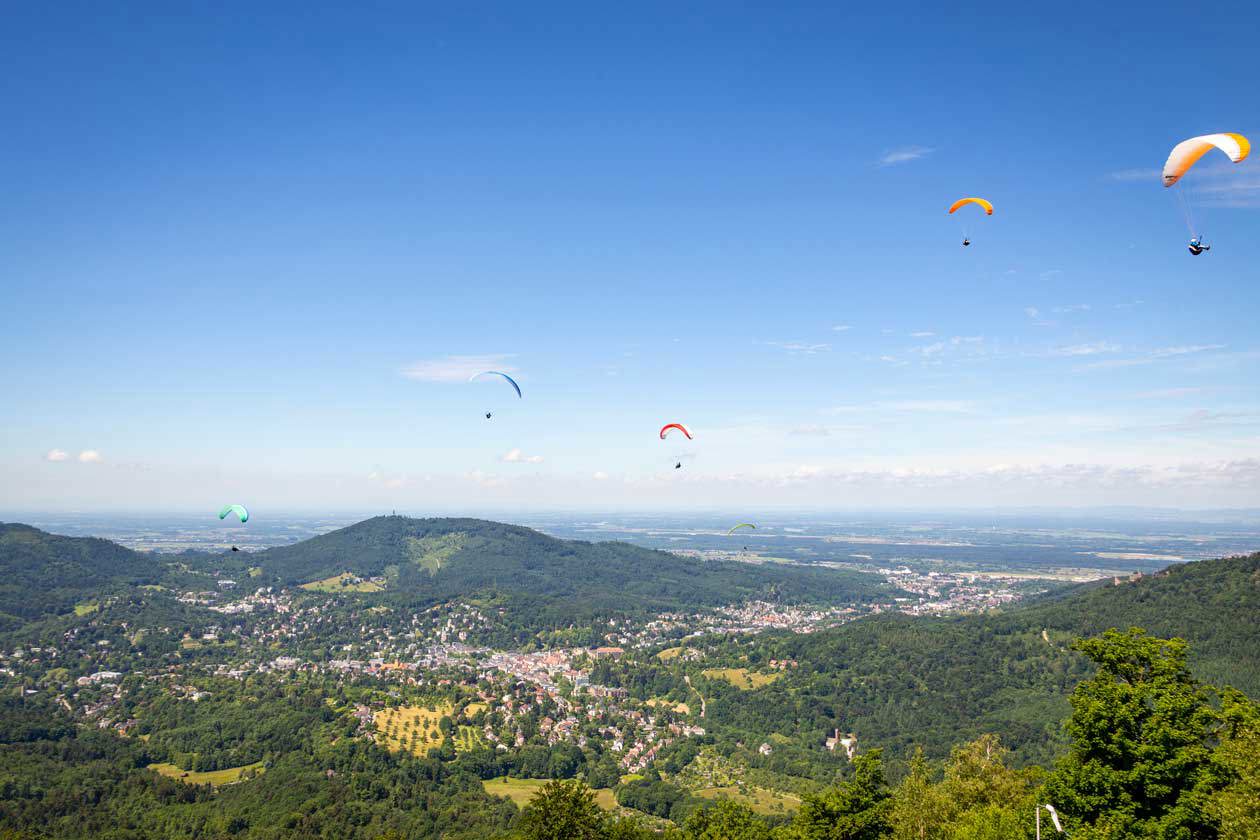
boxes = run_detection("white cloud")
[879,145,935,166]
[501,448,544,464]
[882,400,976,414]
[826,400,976,415]
[909,331,936,338]
[77,450,103,463]
[788,424,831,437]
[915,341,947,357]
[1079,343,1226,370]
[832,324,852,332]
[1052,303,1091,313]
[760,341,830,355]
[1108,168,1162,182]
[1121,410,1260,435]
[1132,387,1202,399]
[45,449,69,462]
[1189,165,1260,208]
[592,471,609,481]
[367,468,412,489]
[1151,344,1226,359]
[1049,342,1121,357]
[465,469,505,489]
[401,354,516,382]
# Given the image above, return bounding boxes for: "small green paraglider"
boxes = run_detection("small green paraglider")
[219,504,249,523]
[727,523,756,536]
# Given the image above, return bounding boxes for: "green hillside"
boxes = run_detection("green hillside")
[1007,552,1260,691]
[251,515,893,616]
[703,552,1260,767]
[0,523,165,630]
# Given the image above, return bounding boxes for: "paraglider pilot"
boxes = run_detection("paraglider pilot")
[1188,236,1209,256]
[962,238,970,247]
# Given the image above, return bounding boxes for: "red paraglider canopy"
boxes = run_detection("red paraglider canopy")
[659,423,693,440]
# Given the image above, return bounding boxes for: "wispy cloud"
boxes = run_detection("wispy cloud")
[1049,342,1121,357]
[77,450,103,463]
[1152,344,1226,358]
[1126,409,1260,434]
[832,324,852,332]
[44,449,69,462]
[1132,387,1202,400]
[827,400,976,415]
[788,424,831,437]
[771,459,1260,495]
[909,331,936,338]
[592,471,609,481]
[912,335,988,360]
[1052,303,1091,314]
[1189,164,1260,208]
[760,341,830,355]
[1024,307,1054,327]
[1108,168,1161,182]
[501,448,544,464]
[465,469,505,489]
[401,354,516,382]
[879,145,935,166]
[1080,343,1227,370]
[367,468,412,489]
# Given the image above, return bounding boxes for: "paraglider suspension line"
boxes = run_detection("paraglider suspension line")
[1172,185,1197,237]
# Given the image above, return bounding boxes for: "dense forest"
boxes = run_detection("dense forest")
[1,630,1256,838]
[0,525,165,630]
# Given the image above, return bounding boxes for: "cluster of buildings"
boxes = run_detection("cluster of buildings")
[879,567,1024,614]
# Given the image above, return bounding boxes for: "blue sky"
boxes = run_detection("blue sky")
[2,2,1257,512]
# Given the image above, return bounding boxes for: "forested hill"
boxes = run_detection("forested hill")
[702,552,1260,767]
[0,523,164,630]
[248,515,892,615]
[1003,551,1260,691]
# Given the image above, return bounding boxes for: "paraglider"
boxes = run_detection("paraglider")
[468,371,522,398]
[1163,133,1250,188]
[1163,133,1249,252]
[470,371,521,419]
[674,461,682,470]
[218,504,249,523]
[727,523,756,536]
[230,546,240,552]
[660,423,693,440]
[949,197,993,246]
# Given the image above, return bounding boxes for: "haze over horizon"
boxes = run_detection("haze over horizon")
[4,3,1258,512]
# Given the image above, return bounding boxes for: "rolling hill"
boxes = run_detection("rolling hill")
[0,523,166,630]
[706,551,1260,766]
[247,515,894,621]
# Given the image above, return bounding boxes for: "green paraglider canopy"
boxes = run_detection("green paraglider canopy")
[219,504,249,523]
[727,523,756,535]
